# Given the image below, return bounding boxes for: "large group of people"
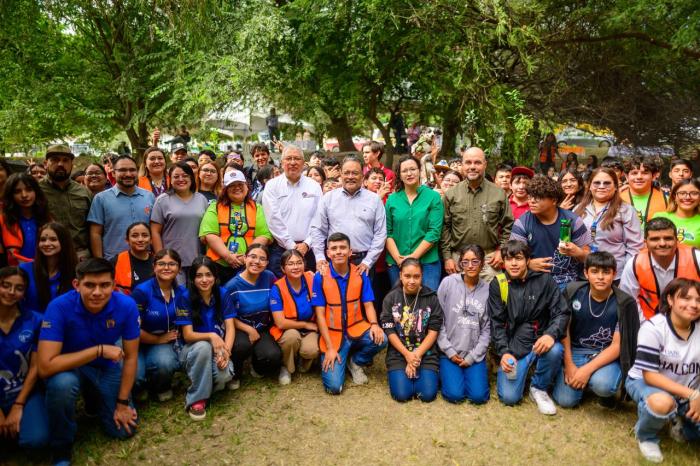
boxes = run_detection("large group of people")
[1,140,700,465]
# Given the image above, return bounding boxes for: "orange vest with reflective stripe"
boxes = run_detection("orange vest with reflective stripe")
[114,251,133,295]
[205,200,258,261]
[269,271,315,341]
[319,264,370,353]
[138,176,169,193]
[633,245,700,319]
[0,215,30,266]
[622,188,667,226]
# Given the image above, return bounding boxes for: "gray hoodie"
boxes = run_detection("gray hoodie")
[436,274,491,365]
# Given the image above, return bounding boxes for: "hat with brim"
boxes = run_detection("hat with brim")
[434,160,450,172]
[46,144,74,159]
[512,166,535,179]
[172,143,187,153]
[223,170,247,187]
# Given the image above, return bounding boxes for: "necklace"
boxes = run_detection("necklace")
[588,290,612,318]
[402,288,421,314]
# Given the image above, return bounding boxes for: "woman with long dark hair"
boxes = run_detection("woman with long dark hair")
[653,178,700,247]
[175,256,234,420]
[19,222,77,313]
[113,222,154,295]
[559,167,585,211]
[0,174,50,266]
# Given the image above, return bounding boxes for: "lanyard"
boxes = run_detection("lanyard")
[159,287,174,332]
[229,205,246,240]
[627,190,650,226]
[589,204,609,252]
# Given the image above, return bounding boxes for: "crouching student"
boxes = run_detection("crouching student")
[626,278,700,463]
[313,233,387,394]
[380,259,443,402]
[552,251,639,408]
[176,257,234,421]
[0,266,48,450]
[489,240,570,415]
[38,259,139,465]
[437,245,491,404]
[269,250,319,386]
[131,249,186,402]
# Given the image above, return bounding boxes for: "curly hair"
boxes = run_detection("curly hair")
[624,155,660,174]
[525,174,564,203]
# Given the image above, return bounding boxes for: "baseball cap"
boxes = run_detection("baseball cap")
[223,170,247,187]
[172,143,187,153]
[511,166,535,179]
[46,144,74,159]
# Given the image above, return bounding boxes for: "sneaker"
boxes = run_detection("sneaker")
[250,366,263,379]
[529,386,557,415]
[156,389,173,402]
[347,359,368,385]
[670,417,686,443]
[598,395,617,410]
[638,440,663,463]
[188,400,207,421]
[226,379,240,391]
[51,447,72,466]
[279,367,291,386]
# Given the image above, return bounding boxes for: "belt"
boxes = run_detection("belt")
[351,251,368,260]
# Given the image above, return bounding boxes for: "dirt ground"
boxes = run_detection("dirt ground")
[6,357,700,465]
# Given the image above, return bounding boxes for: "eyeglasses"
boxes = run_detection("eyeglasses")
[676,191,700,199]
[85,171,104,177]
[155,261,179,268]
[460,259,482,267]
[591,181,613,188]
[247,254,268,263]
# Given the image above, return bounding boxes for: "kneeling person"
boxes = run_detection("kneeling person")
[313,233,387,394]
[553,252,639,408]
[38,259,139,464]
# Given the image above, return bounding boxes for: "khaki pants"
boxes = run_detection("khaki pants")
[277,329,319,373]
[450,251,500,283]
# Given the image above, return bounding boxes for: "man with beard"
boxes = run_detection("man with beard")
[39,145,93,259]
[87,156,155,260]
[441,147,514,281]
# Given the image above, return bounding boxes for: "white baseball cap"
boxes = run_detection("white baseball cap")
[223,169,247,187]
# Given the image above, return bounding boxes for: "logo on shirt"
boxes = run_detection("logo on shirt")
[106,319,116,329]
[144,206,151,215]
[176,308,189,317]
[572,300,582,311]
[41,321,51,329]
[302,192,310,198]
[18,330,34,344]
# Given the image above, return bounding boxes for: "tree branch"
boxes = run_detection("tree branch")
[545,31,700,60]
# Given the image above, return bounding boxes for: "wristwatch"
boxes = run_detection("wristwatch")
[116,398,130,406]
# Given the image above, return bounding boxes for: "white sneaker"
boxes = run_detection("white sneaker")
[529,386,557,415]
[250,366,263,379]
[669,417,686,443]
[638,441,663,463]
[226,379,240,391]
[156,389,173,402]
[278,367,291,386]
[347,359,368,385]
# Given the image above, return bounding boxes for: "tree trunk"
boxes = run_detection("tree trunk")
[440,98,462,159]
[328,114,355,152]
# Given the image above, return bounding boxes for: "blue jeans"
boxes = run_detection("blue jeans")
[552,347,621,408]
[626,376,700,444]
[496,342,563,405]
[320,330,387,395]
[439,357,490,404]
[387,261,442,291]
[136,343,180,394]
[45,365,137,449]
[0,390,49,449]
[179,341,234,408]
[387,368,439,402]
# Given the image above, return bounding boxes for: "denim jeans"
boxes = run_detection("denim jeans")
[179,341,234,408]
[387,368,438,402]
[0,390,49,449]
[439,356,490,404]
[45,365,137,449]
[136,343,180,394]
[552,347,622,408]
[496,342,563,405]
[387,261,442,292]
[320,330,388,395]
[625,376,700,444]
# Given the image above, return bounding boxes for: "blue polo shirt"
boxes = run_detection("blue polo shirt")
[225,270,277,330]
[0,310,42,403]
[270,276,314,322]
[39,290,140,369]
[310,264,374,308]
[19,261,62,313]
[175,287,234,338]
[87,186,155,260]
[18,216,38,260]
[131,278,187,335]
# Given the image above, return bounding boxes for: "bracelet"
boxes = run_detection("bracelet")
[13,401,25,407]
[369,321,378,326]
[116,398,130,406]
[689,389,700,402]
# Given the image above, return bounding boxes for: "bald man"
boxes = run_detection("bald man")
[440,147,514,281]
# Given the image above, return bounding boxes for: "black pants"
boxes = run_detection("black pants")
[231,329,282,378]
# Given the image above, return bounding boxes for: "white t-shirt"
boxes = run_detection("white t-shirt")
[629,313,700,389]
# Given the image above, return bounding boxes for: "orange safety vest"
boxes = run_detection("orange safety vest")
[0,215,31,266]
[318,264,370,353]
[622,188,667,226]
[205,200,258,261]
[138,176,169,193]
[114,251,134,295]
[633,244,700,319]
[269,271,316,341]
[539,145,556,163]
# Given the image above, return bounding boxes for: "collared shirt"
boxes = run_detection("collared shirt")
[385,185,443,265]
[0,310,42,402]
[87,186,155,260]
[39,290,140,369]
[19,261,62,313]
[131,278,187,335]
[508,195,530,220]
[39,179,92,251]
[262,175,322,249]
[175,287,234,338]
[619,249,700,322]
[310,264,374,308]
[270,276,314,322]
[310,187,387,267]
[440,179,513,259]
